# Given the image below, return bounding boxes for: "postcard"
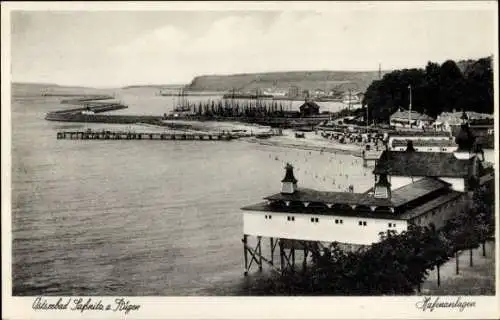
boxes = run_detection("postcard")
[2,1,499,319]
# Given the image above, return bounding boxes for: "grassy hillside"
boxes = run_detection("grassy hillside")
[186,70,388,93]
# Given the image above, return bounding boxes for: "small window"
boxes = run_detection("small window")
[335,219,339,224]
[265,215,268,219]
[340,219,343,224]
[291,216,294,221]
[269,215,272,219]
[358,221,363,226]
[393,223,396,227]
[363,221,367,226]
[315,218,319,223]
[287,216,290,221]
[311,217,314,222]
[388,223,392,227]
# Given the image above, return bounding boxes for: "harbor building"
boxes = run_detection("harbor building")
[240,118,490,275]
[299,100,320,116]
[386,131,456,152]
[390,108,434,129]
[433,111,493,132]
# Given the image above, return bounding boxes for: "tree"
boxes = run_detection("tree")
[363,57,493,123]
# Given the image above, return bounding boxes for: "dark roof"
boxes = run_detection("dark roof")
[373,150,472,177]
[399,190,463,220]
[242,179,458,220]
[390,178,450,207]
[241,201,399,220]
[390,110,434,122]
[281,164,298,183]
[299,101,320,110]
[264,188,394,207]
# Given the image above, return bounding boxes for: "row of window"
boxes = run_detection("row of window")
[395,147,452,152]
[266,215,398,228]
[264,215,404,230]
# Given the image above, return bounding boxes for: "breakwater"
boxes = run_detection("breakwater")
[60,95,116,104]
[45,95,133,123]
[57,130,238,141]
[46,113,162,124]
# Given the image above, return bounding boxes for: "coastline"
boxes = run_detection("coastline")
[246,137,364,157]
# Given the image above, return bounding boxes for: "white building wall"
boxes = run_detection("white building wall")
[410,193,467,230]
[389,145,458,152]
[387,136,451,147]
[243,211,407,245]
[439,177,465,192]
[390,176,465,192]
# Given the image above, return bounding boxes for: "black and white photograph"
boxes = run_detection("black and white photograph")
[2,1,499,319]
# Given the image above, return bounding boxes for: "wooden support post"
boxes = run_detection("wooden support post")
[257,236,263,271]
[291,247,295,272]
[437,264,440,287]
[469,248,473,267]
[243,235,248,276]
[270,238,274,266]
[455,251,459,275]
[482,242,486,257]
[279,240,284,275]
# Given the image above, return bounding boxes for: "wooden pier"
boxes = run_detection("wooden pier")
[56,130,238,141]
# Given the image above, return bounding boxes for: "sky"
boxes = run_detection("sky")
[8,2,497,87]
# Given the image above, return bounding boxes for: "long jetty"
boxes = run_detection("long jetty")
[56,130,238,141]
[45,95,130,122]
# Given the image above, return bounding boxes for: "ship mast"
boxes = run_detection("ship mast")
[408,84,412,127]
[348,89,352,112]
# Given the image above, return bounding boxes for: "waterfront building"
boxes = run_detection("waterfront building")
[299,100,320,116]
[434,111,493,129]
[386,131,456,152]
[241,119,491,275]
[434,111,494,148]
[390,108,434,129]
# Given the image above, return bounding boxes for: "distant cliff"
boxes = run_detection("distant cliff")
[185,70,387,93]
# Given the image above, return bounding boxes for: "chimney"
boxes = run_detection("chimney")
[453,122,476,160]
[374,173,391,199]
[281,163,298,194]
[405,140,416,152]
